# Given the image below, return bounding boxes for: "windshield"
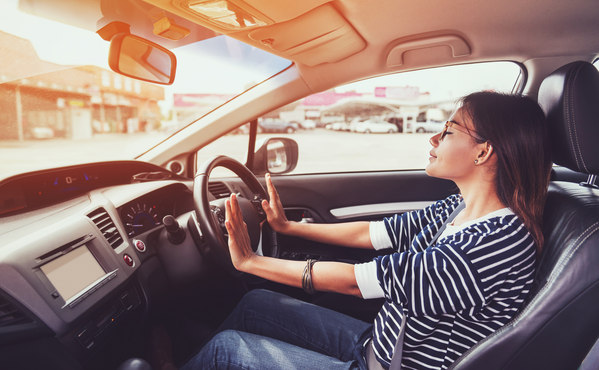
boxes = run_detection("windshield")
[0,0,290,178]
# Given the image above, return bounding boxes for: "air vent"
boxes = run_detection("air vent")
[87,208,124,249]
[208,182,231,198]
[0,294,33,328]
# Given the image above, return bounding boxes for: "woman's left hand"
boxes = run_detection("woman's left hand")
[225,193,256,272]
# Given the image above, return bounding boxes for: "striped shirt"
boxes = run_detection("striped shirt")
[356,194,537,369]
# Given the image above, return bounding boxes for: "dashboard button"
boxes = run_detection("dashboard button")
[133,239,146,253]
[123,254,134,267]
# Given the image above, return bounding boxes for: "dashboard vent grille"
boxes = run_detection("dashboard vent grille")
[87,208,124,249]
[208,182,231,198]
[0,294,33,328]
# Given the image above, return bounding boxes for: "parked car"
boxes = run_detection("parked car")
[352,118,398,133]
[325,121,350,131]
[347,117,365,132]
[299,119,316,129]
[26,125,55,139]
[386,116,404,133]
[413,119,445,133]
[320,115,346,128]
[258,119,299,133]
[1,1,598,370]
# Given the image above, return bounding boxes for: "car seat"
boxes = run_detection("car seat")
[447,61,599,369]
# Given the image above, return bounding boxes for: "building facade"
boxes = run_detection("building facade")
[0,32,164,141]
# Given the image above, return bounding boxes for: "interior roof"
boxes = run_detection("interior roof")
[294,0,599,92]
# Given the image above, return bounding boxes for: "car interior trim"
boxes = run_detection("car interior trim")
[386,33,471,68]
[330,201,435,219]
[247,4,366,66]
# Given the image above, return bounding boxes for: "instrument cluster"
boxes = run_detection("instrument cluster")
[118,184,189,238]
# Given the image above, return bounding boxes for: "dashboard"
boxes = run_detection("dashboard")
[0,161,177,217]
[0,160,231,369]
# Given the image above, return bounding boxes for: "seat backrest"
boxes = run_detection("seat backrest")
[451,61,599,370]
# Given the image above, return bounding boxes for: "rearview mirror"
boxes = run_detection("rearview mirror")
[252,138,299,175]
[108,34,176,85]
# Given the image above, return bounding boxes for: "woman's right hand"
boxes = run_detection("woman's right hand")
[261,173,290,233]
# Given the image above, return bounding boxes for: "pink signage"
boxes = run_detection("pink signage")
[303,90,363,106]
[374,86,420,99]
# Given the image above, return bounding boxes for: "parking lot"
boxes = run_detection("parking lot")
[0,129,433,178]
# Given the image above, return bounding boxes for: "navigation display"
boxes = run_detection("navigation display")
[40,245,106,303]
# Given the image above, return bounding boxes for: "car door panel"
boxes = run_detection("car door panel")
[218,170,456,260]
[270,170,456,223]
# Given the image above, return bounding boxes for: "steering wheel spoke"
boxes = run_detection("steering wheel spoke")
[250,194,267,222]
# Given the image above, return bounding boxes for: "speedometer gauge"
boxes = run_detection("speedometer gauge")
[122,202,161,237]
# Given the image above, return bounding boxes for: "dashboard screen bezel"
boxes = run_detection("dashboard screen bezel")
[34,234,119,310]
[40,244,107,304]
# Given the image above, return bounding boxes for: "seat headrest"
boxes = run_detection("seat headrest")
[538,61,599,174]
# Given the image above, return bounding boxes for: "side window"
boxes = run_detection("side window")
[258,62,522,174]
[196,62,522,177]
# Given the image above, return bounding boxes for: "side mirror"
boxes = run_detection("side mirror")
[108,34,176,85]
[253,138,299,175]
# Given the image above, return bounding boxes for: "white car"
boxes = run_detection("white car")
[28,126,55,139]
[413,119,445,133]
[352,118,398,134]
[325,121,350,131]
[299,120,316,129]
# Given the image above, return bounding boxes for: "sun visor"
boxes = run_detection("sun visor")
[248,4,366,67]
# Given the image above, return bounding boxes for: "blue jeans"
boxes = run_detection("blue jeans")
[181,289,373,370]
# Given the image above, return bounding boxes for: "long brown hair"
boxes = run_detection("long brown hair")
[460,92,552,252]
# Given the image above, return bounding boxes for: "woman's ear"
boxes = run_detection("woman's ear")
[475,142,494,165]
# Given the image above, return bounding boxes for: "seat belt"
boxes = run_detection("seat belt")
[386,200,465,370]
[428,201,465,245]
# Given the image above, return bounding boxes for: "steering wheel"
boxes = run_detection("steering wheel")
[193,155,269,270]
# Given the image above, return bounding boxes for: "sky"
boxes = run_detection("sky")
[0,0,109,67]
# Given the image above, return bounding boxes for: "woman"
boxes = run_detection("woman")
[182,91,552,370]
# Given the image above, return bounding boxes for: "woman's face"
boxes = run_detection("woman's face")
[425,107,483,181]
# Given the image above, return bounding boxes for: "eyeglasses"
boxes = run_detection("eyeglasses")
[439,120,483,141]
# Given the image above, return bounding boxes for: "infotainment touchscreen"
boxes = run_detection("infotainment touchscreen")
[40,245,106,303]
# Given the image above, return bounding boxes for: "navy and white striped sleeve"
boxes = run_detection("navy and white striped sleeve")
[355,261,385,299]
[370,195,462,253]
[374,241,486,316]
